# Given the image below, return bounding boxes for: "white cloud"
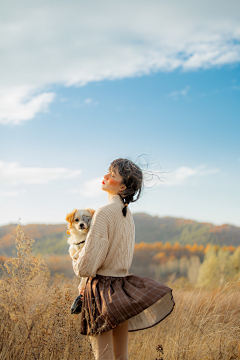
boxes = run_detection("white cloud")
[68,165,221,197]
[0,0,240,124]
[0,161,81,185]
[67,177,103,198]
[167,85,190,100]
[1,189,26,197]
[84,98,92,105]
[0,87,55,125]
[145,165,220,187]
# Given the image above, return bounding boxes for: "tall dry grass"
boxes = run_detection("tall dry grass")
[129,281,240,360]
[0,225,240,360]
[0,225,94,359]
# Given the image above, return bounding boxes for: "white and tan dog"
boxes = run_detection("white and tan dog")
[66,208,95,293]
[66,208,95,260]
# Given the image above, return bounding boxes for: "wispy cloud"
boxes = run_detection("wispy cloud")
[1,189,26,197]
[0,87,55,125]
[1,0,240,124]
[167,85,190,100]
[0,161,81,185]
[84,98,99,106]
[84,98,92,105]
[145,164,220,187]
[67,177,103,198]
[231,84,240,91]
[67,165,220,197]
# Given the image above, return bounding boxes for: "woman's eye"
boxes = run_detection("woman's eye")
[75,219,79,222]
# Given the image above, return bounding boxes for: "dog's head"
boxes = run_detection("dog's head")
[65,208,95,234]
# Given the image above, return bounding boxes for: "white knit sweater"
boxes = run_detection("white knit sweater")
[72,194,135,280]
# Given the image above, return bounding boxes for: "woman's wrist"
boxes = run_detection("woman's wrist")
[78,285,85,291]
[78,286,85,295]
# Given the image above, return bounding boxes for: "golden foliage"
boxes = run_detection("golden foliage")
[197,245,240,287]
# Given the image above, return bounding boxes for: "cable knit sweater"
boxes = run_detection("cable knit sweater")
[72,194,135,280]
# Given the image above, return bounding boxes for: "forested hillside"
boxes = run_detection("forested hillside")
[134,214,240,246]
[0,214,240,257]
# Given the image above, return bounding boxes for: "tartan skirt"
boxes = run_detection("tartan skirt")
[78,274,175,336]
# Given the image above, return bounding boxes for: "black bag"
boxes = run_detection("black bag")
[71,294,83,314]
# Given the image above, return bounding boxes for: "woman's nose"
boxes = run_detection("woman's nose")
[104,174,109,180]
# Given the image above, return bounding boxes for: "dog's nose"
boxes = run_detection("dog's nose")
[79,223,85,229]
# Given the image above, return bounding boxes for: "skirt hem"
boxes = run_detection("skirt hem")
[128,289,175,333]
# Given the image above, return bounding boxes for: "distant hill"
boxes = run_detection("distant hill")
[0,223,68,257]
[0,214,240,256]
[134,214,240,246]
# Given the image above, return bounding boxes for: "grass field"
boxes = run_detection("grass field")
[0,226,239,359]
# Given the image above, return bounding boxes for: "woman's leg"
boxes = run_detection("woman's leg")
[112,320,129,360]
[89,330,114,360]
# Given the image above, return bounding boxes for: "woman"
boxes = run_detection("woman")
[72,158,175,360]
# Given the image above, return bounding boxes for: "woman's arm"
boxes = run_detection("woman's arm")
[72,208,109,278]
[78,277,87,295]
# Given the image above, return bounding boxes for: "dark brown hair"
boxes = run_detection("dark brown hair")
[108,158,143,217]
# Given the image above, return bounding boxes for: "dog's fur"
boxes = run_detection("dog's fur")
[66,208,95,260]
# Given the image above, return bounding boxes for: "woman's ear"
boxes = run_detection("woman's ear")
[119,184,127,192]
[66,209,77,224]
[86,208,95,218]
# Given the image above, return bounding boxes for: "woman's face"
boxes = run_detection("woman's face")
[101,166,127,195]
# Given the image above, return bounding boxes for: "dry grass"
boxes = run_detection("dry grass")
[129,282,240,360]
[0,225,240,360]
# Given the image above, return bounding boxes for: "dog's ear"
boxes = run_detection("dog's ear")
[66,209,77,224]
[85,208,95,218]
[66,223,72,235]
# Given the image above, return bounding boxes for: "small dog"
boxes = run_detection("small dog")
[66,208,95,295]
[65,208,95,260]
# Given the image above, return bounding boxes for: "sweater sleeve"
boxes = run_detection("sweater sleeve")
[72,208,109,278]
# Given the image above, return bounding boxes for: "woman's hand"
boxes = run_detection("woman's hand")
[79,287,85,296]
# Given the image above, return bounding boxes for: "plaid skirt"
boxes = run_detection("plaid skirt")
[78,274,175,336]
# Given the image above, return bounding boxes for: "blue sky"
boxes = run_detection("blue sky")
[0,1,240,226]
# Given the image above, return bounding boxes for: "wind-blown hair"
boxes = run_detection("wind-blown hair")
[108,158,143,217]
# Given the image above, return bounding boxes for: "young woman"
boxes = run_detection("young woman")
[72,158,175,360]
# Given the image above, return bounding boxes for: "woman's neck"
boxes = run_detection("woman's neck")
[108,193,118,203]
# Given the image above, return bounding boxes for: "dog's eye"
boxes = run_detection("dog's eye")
[75,218,79,222]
